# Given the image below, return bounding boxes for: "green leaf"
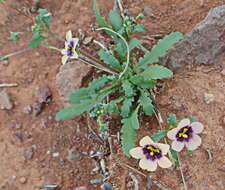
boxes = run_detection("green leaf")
[139,91,153,116]
[189,117,198,123]
[115,39,127,60]
[88,75,110,91]
[28,35,47,48]
[167,114,177,127]
[133,24,147,32]
[0,56,9,61]
[108,10,123,31]
[187,150,195,156]
[129,38,142,51]
[136,32,184,71]
[142,65,173,80]
[69,88,94,104]
[104,97,123,114]
[93,0,110,28]
[9,32,20,41]
[122,80,135,97]
[121,106,140,156]
[55,100,96,121]
[35,9,52,29]
[169,149,180,167]
[98,49,122,72]
[130,75,156,89]
[151,130,168,142]
[121,120,137,157]
[121,98,133,118]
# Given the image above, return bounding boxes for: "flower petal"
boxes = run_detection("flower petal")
[156,143,170,155]
[66,30,72,41]
[139,158,157,171]
[171,140,185,152]
[190,122,204,134]
[158,156,172,168]
[167,128,178,140]
[71,51,79,59]
[178,118,190,129]
[72,38,79,47]
[140,136,154,147]
[129,147,144,159]
[185,134,202,150]
[61,49,67,55]
[61,55,68,65]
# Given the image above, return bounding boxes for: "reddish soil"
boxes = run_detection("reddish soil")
[0,0,224,190]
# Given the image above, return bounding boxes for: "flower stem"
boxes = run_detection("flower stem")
[78,54,118,75]
[0,48,32,61]
[0,1,34,21]
[177,154,188,190]
[153,108,188,190]
[95,27,130,79]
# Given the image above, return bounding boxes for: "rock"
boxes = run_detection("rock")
[23,105,33,114]
[0,91,13,109]
[56,61,91,105]
[34,103,43,116]
[161,5,225,71]
[19,177,27,184]
[223,116,225,125]
[67,147,79,161]
[23,148,34,160]
[10,122,22,130]
[101,183,113,190]
[144,7,153,16]
[34,85,52,104]
[204,93,214,104]
[83,36,93,45]
[11,133,23,142]
[73,187,89,190]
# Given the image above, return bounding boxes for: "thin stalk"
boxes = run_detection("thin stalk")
[153,107,188,190]
[78,55,118,75]
[96,27,130,79]
[1,48,32,60]
[178,154,188,190]
[0,1,34,21]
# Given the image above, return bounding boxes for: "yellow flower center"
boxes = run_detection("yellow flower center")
[178,128,189,138]
[147,146,160,156]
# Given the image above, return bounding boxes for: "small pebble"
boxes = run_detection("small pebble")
[144,7,153,16]
[52,152,60,157]
[19,177,27,184]
[23,148,34,160]
[11,133,23,142]
[90,178,104,184]
[221,69,225,76]
[23,105,33,114]
[73,187,89,190]
[204,93,214,104]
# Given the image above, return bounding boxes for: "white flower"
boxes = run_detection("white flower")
[167,118,204,152]
[129,136,172,171]
[61,30,79,65]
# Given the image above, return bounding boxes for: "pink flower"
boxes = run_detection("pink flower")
[129,136,172,171]
[167,118,204,152]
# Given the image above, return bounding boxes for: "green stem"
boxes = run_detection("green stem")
[96,27,130,79]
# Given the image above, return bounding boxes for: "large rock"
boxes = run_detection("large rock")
[56,62,91,105]
[161,5,225,71]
